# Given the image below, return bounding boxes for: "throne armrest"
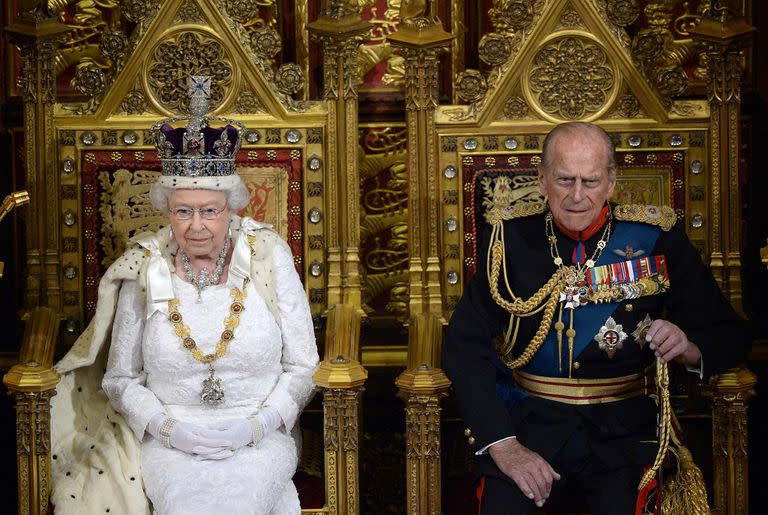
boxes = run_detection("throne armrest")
[4,307,60,393]
[3,306,61,515]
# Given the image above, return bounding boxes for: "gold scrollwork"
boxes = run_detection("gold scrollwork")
[527,36,616,120]
[146,30,235,114]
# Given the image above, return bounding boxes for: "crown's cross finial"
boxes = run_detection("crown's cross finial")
[184,76,212,160]
[188,75,211,117]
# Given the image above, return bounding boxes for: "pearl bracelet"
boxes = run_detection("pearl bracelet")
[159,418,177,448]
[249,418,264,446]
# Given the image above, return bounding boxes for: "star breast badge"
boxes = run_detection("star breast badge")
[631,314,654,348]
[595,316,628,358]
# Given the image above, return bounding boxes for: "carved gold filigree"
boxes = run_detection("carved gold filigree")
[478,33,513,67]
[490,0,534,35]
[606,0,640,27]
[233,88,265,114]
[455,70,487,103]
[71,58,107,97]
[147,31,234,114]
[705,369,756,514]
[398,45,447,111]
[399,0,441,30]
[629,1,699,102]
[121,0,158,23]
[219,0,259,23]
[250,25,282,58]
[319,0,359,20]
[656,65,689,97]
[322,386,363,514]
[275,63,305,95]
[528,36,615,120]
[558,6,583,29]
[98,29,129,63]
[120,88,148,115]
[360,126,408,317]
[503,96,530,119]
[176,0,204,23]
[607,91,642,118]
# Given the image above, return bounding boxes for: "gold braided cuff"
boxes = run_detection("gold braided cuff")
[159,417,177,448]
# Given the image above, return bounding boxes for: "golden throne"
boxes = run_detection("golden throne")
[388,1,756,514]
[3,1,370,514]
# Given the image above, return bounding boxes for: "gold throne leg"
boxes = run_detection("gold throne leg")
[4,307,61,515]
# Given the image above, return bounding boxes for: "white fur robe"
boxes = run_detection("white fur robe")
[49,216,318,515]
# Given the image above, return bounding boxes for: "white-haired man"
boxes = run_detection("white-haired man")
[444,122,749,513]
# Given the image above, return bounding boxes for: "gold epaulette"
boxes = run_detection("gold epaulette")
[485,201,547,224]
[613,204,677,231]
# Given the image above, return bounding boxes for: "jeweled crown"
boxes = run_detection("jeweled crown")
[151,76,244,178]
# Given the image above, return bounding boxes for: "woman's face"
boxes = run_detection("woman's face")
[168,189,231,258]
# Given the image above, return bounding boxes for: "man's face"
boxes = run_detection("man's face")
[538,133,616,232]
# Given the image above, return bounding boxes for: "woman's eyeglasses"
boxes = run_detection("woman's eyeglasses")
[169,207,226,220]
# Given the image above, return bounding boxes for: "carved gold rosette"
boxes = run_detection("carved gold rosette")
[145,29,236,115]
[524,34,618,121]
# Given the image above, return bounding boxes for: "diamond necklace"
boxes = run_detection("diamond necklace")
[181,237,231,300]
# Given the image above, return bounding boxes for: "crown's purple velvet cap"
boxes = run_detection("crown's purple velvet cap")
[160,124,239,156]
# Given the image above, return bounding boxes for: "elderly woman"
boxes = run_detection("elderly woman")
[50,78,317,514]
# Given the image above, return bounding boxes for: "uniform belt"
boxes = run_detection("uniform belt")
[512,366,655,405]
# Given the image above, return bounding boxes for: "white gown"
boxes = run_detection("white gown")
[102,243,318,515]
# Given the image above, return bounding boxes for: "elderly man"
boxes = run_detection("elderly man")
[443,122,749,514]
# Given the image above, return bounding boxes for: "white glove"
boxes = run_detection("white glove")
[147,414,234,459]
[205,419,253,450]
[205,408,284,450]
[258,406,283,433]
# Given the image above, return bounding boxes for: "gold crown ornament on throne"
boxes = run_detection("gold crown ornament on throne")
[150,76,245,190]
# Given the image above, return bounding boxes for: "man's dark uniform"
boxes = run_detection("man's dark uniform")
[443,202,749,514]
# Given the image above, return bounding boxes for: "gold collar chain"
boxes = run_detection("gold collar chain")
[545,205,613,278]
[167,278,249,405]
[168,278,249,364]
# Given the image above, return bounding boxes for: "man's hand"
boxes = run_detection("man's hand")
[488,438,560,507]
[646,319,701,366]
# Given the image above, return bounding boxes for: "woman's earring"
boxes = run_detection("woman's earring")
[170,225,174,238]
[228,220,233,239]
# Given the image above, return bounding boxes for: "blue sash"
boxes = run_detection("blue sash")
[494,221,662,408]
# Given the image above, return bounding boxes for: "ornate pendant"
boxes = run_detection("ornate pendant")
[201,364,225,405]
[560,266,589,309]
[594,316,627,358]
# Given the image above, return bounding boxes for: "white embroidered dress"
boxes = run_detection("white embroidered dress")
[101,233,318,515]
